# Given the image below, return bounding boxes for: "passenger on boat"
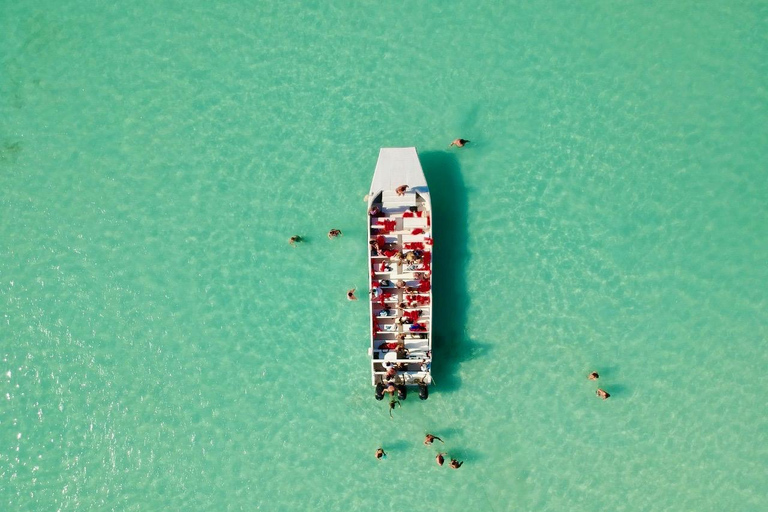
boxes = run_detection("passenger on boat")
[397,316,414,325]
[395,184,409,196]
[403,310,421,321]
[369,206,382,217]
[378,219,397,232]
[385,366,397,380]
[396,280,406,289]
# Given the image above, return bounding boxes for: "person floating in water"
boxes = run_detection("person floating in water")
[347,288,357,301]
[395,184,409,196]
[389,396,401,418]
[424,434,444,445]
[450,138,470,148]
[328,229,342,239]
[289,235,302,246]
[588,371,599,380]
[376,448,386,460]
[435,453,445,466]
[596,388,610,400]
[449,458,464,469]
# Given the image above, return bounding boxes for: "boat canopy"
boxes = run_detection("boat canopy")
[369,147,430,206]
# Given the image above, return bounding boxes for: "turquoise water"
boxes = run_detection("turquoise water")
[2,1,767,510]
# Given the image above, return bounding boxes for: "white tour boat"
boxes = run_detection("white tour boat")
[367,147,432,400]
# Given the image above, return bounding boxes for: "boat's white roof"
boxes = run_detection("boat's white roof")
[369,147,430,205]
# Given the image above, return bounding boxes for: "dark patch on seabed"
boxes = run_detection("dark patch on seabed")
[421,151,487,393]
[0,141,23,164]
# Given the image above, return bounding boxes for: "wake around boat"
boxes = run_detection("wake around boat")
[367,147,432,401]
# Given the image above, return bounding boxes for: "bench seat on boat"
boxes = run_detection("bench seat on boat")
[402,216,428,229]
[402,234,428,243]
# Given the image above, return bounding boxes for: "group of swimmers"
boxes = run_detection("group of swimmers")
[289,229,342,247]
[376,433,464,469]
[588,371,610,399]
[287,230,365,302]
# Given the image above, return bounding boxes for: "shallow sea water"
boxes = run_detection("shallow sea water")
[1,1,767,511]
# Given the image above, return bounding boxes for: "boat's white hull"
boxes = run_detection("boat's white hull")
[367,148,432,390]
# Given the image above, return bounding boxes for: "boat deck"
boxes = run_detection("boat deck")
[368,175,432,387]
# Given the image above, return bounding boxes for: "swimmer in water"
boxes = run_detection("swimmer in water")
[424,434,444,445]
[289,235,302,246]
[389,396,401,418]
[435,453,445,466]
[376,448,386,460]
[596,388,610,400]
[347,288,357,301]
[395,184,409,196]
[588,371,599,380]
[328,229,342,239]
[450,138,470,148]
[449,458,464,469]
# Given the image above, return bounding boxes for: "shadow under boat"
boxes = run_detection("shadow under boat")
[421,151,486,394]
